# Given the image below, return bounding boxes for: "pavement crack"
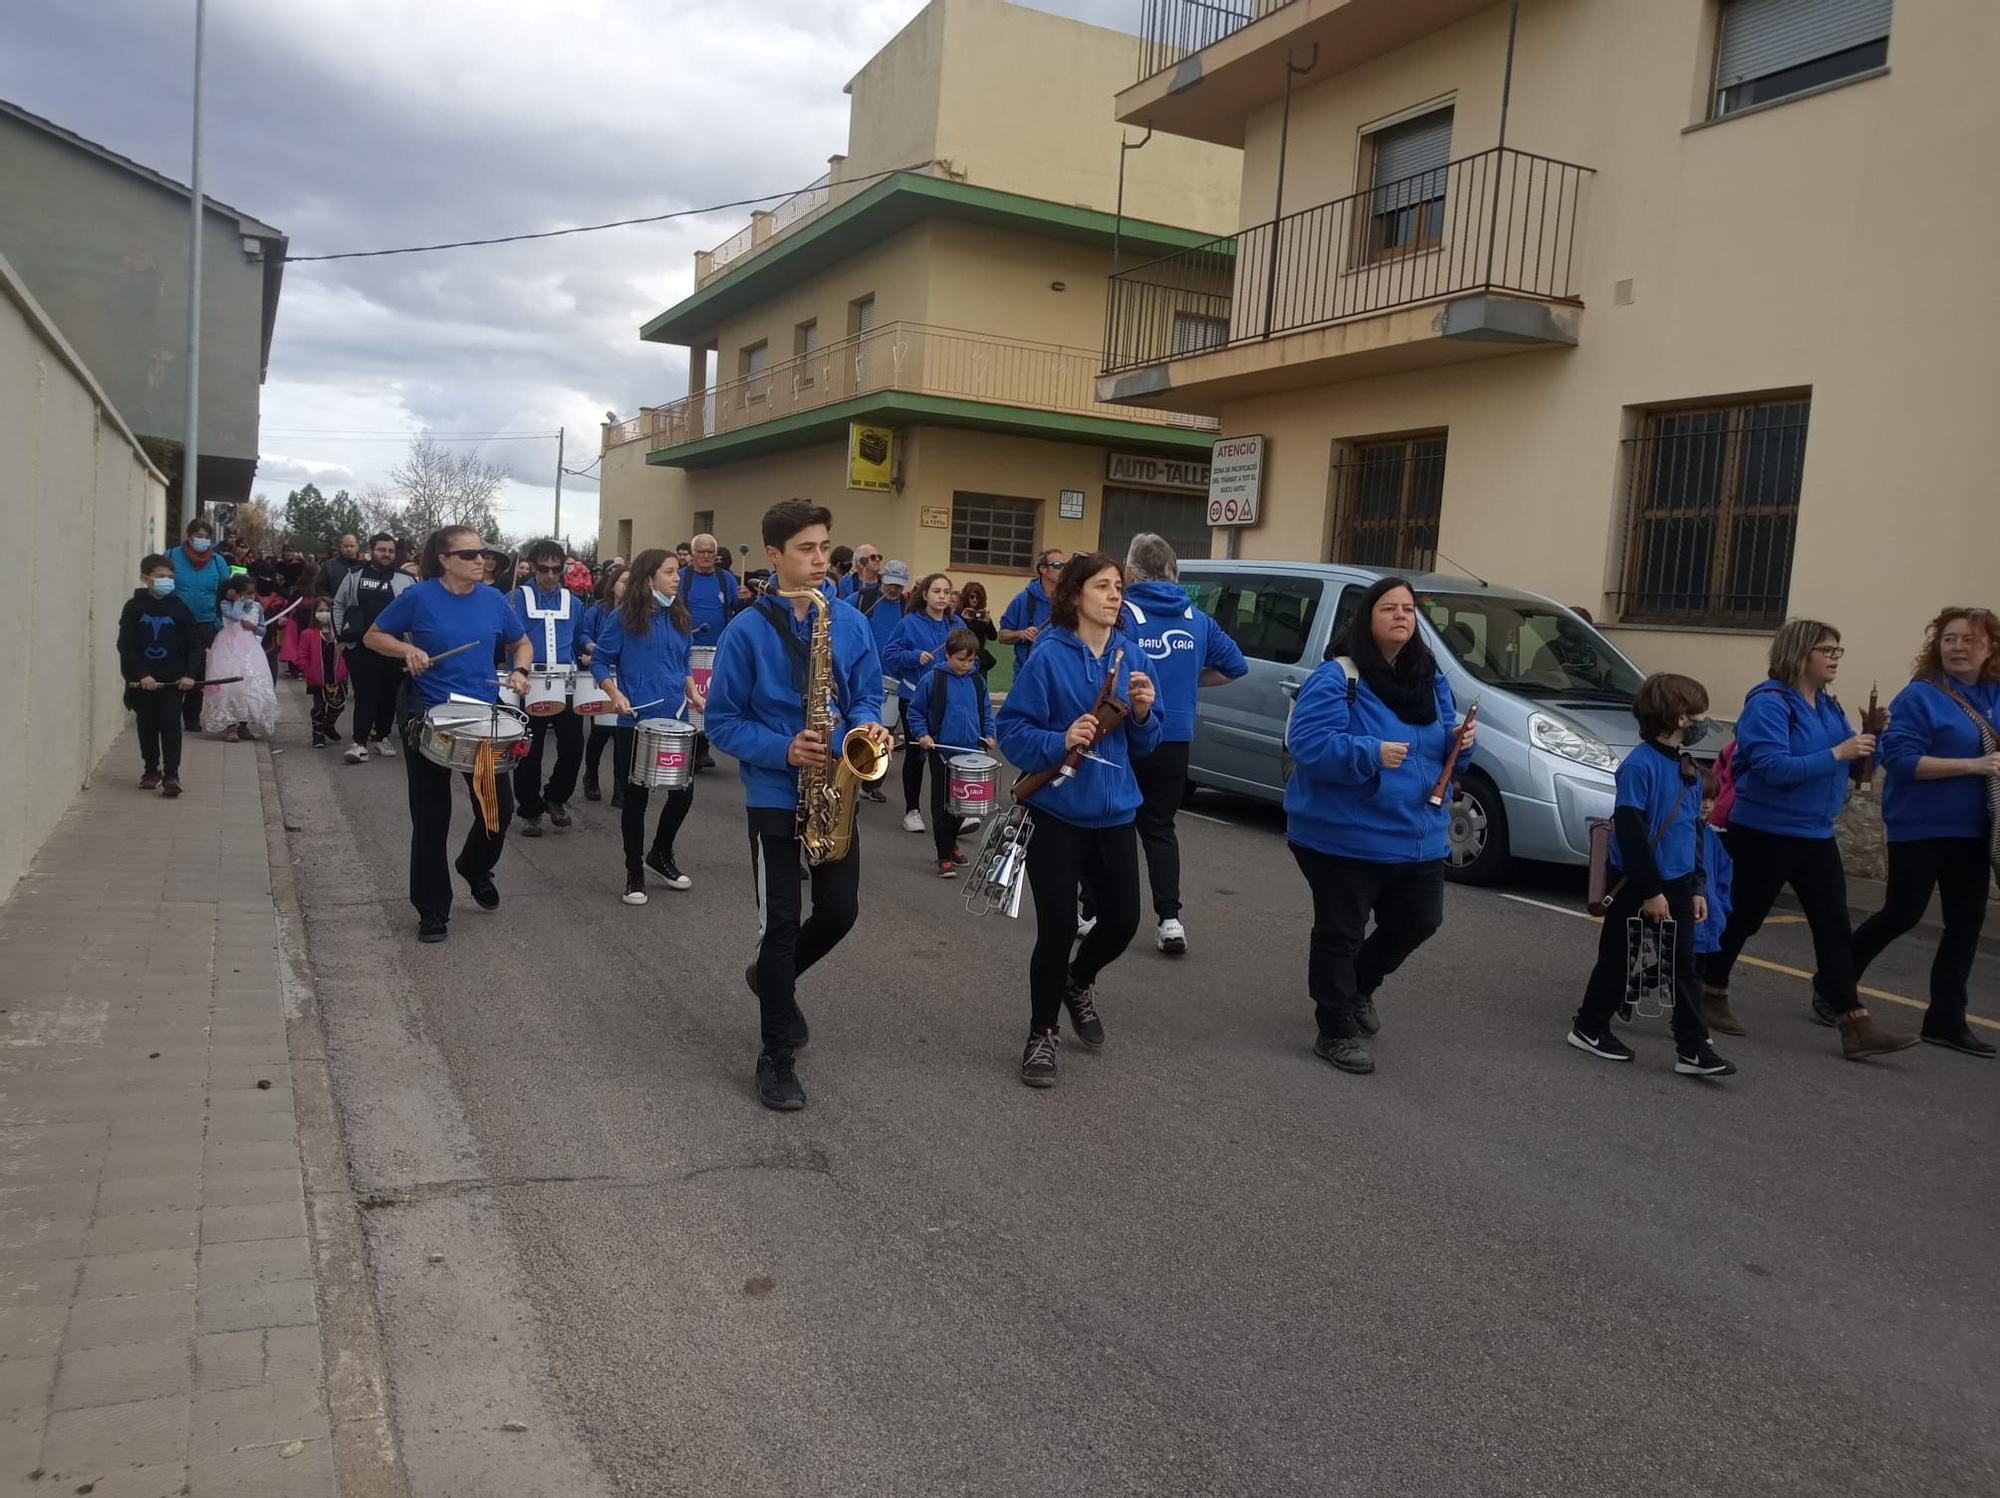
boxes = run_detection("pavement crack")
[356,1172,637,1207]
[683,1146,836,1183]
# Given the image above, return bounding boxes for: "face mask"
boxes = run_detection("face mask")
[315,609,331,625]
[189,537,211,554]
[651,587,672,608]
[150,577,176,597]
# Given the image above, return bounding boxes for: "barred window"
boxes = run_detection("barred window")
[1330,434,1447,572]
[1618,397,1808,626]
[950,492,1038,571]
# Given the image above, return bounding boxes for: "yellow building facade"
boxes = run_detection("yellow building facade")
[598,0,1240,620]
[1098,0,1996,710]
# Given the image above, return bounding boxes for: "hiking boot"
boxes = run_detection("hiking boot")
[1809,982,1840,1028]
[1062,982,1104,1048]
[583,775,602,801]
[453,855,500,911]
[645,850,691,889]
[160,777,183,799]
[1314,1035,1375,1074]
[1354,994,1381,1037]
[621,874,648,906]
[548,801,572,829]
[344,744,368,764]
[139,769,162,790]
[1565,1026,1634,1063]
[1702,984,1745,1036]
[756,1054,806,1111]
[1675,1041,1738,1077]
[518,815,543,838]
[1019,1028,1060,1088]
[1839,1008,1919,1060]
[1921,1027,1997,1058]
[1156,918,1187,955]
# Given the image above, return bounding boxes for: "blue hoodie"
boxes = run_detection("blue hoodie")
[905,660,995,750]
[999,578,1055,671]
[677,565,739,644]
[1283,659,1469,863]
[168,544,231,626]
[511,583,581,666]
[1695,823,1732,956]
[704,596,884,811]
[883,609,966,702]
[1729,679,1856,839]
[1879,676,2000,842]
[590,604,692,728]
[1119,580,1248,745]
[867,595,907,695]
[996,627,1163,829]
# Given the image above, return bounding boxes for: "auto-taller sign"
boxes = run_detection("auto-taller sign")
[1105,452,1210,493]
[1207,435,1265,526]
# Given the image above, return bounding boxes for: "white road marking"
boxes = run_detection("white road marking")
[1498,893,1594,921]
[1181,810,1236,826]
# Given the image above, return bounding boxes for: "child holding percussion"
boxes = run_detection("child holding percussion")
[904,627,997,878]
[118,553,198,796]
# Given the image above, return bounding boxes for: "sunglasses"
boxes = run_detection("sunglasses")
[445,548,486,563]
[1040,560,1065,571]
[533,563,563,573]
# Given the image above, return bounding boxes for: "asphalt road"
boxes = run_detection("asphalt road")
[272,716,1999,1498]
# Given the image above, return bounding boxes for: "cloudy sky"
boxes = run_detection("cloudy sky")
[4,0,1131,536]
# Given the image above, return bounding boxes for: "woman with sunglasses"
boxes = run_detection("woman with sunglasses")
[366,527,533,943]
[1699,619,1916,1059]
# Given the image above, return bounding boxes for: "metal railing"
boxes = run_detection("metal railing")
[622,322,1217,453]
[700,173,835,285]
[1135,0,1298,83]
[1103,147,1592,373]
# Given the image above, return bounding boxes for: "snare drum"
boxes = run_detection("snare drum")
[684,645,716,731]
[417,703,531,772]
[881,676,901,731]
[570,672,612,716]
[523,663,573,717]
[629,718,697,789]
[946,753,999,819]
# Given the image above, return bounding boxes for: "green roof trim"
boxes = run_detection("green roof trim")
[643,392,1216,470]
[641,173,1228,346]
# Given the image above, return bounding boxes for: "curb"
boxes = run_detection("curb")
[256,737,415,1498]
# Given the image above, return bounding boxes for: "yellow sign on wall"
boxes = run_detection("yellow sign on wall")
[848,423,894,492]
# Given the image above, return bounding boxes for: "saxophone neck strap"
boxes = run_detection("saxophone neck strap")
[756,599,846,713]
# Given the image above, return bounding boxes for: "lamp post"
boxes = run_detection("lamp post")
[182,0,207,525]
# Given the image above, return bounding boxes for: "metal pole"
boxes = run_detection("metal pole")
[553,427,564,540]
[181,0,206,527]
[1261,46,1316,340]
[1483,0,1520,288]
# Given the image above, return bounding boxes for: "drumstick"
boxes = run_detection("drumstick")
[127,676,244,688]
[262,597,307,627]
[427,640,482,664]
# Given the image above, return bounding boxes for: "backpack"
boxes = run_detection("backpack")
[928,666,988,744]
[1279,657,1357,786]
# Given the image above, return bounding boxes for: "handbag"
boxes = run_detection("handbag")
[1933,678,2000,878]
[1585,756,1694,916]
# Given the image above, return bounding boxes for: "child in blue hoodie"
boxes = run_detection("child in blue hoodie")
[1694,768,1732,963]
[1698,618,1915,1059]
[997,553,1160,1090]
[1283,577,1473,1076]
[905,628,998,876]
[883,572,966,836]
[704,502,891,1113]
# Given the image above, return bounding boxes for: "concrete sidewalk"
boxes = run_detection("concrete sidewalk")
[0,730,378,1497]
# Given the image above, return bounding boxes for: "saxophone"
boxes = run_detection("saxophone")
[777,586,889,864]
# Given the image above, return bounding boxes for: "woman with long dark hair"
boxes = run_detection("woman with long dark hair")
[1700,618,1915,1058]
[885,572,965,835]
[594,549,702,905]
[996,553,1158,1088]
[581,564,628,802]
[1284,576,1474,1075]
[958,580,1000,674]
[1847,607,2000,1057]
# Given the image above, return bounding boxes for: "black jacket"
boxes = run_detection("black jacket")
[117,589,199,683]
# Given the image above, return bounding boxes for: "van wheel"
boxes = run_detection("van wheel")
[1445,771,1511,885]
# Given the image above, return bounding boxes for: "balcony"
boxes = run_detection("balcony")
[1097,148,1591,412]
[619,321,1218,468]
[694,172,835,288]
[1121,0,1496,146]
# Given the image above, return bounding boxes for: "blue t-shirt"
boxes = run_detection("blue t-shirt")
[1610,739,1700,883]
[372,578,526,708]
[678,566,739,643]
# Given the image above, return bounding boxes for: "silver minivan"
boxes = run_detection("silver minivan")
[1178,561,1703,883]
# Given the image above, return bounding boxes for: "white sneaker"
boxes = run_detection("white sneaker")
[902,810,925,833]
[372,739,397,758]
[1156,918,1188,955]
[343,744,368,764]
[958,816,982,835]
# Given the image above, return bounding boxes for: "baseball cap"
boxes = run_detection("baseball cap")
[881,561,911,586]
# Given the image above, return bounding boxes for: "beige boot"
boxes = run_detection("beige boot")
[1838,1007,1919,1060]
[1702,984,1745,1037]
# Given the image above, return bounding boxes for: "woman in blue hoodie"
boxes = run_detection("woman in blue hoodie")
[580,566,629,803]
[1284,576,1474,1076]
[997,553,1159,1089]
[1847,607,2000,1057]
[884,573,965,836]
[1699,619,1915,1059]
[168,516,232,731]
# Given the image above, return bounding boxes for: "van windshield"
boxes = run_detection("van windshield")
[1417,592,1644,700]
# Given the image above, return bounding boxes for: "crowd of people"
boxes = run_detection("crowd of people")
[117,503,1999,1107]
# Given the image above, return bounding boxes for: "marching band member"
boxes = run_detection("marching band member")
[594,549,702,906]
[1283,576,1472,1076]
[1699,619,1916,1059]
[365,526,531,943]
[581,566,630,803]
[512,538,587,838]
[996,552,1158,1089]
[904,626,997,877]
[705,501,889,1112]
[884,572,965,835]
[998,549,1065,672]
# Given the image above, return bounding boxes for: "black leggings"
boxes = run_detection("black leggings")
[586,721,630,787]
[928,751,961,861]
[1024,814,1139,1031]
[1288,846,1445,1041]
[903,737,927,813]
[621,783,694,877]
[1575,875,1708,1048]
[1701,825,1857,1011]
[1851,836,1991,1035]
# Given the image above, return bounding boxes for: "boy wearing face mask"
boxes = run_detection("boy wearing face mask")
[301,598,349,747]
[118,555,199,796]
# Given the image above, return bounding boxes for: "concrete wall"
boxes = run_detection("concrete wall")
[1196,0,1999,713]
[0,256,169,901]
[0,113,273,463]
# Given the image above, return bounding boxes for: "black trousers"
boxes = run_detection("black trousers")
[1575,875,1708,1049]
[309,685,346,741]
[1025,814,1139,1031]
[1701,826,1858,1011]
[1289,845,1445,1041]
[134,688,184,775]
[927,751,961,861]
[515,711,583,816]
[584,721,621,786]
[1852,836,1992,1035]
[180,624,217,729]
[403,745,513,922]
[347,647,399,745]
[1131,740,1191,920]
[747,808,861,1064]
[623,783,694,876]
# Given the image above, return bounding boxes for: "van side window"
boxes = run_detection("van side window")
[1326,585,1364,659]
[1187,574,1323,666]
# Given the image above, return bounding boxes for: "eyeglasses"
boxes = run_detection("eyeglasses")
[445,548,485,563]
[532,563,562,574]
[1812,644,1846,658]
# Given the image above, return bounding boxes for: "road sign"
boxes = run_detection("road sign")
[1207,435,1264,527]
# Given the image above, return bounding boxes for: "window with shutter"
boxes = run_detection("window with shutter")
[740,341,770,405]
[1714,0,1891,117]
[1365,108,1453,258]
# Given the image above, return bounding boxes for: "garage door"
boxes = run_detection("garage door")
[1100,487,1212,569]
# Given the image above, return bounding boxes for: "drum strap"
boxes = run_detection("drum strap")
[518,585,572,665]
[930,668,988,738]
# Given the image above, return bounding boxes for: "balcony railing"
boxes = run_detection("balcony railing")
[1136,0,1298,82]
[1102,147,1592,374]
[622,322,1218,453]
[698,172,835,286]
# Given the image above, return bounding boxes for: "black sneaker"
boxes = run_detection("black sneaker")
[622,874,648,906]
[645,849,691,889]
[1020,1029,1059,1088]
[548,802,572,829]
[1675,1041,1738,1077]
[417,916,448,944]
[1062,983,1105,1048]
[756,1054,805,1111]
[1355,996,1380,1037]
[518,815,544,839]
[1809,983,1839,1028]
[583,777,602,802]
[1921,1027,1997,1058]
[453,856,500,911]
[310,734,327,749]
[139,768,162,790]
[860,784,888,803]
[1313,1035,1374,1074]
[1566,1026,1634,1062]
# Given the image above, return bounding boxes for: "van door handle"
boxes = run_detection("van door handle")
[1279,679,1301,700]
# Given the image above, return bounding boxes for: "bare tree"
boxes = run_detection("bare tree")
[391,438,505,541]
[355,484,406,541]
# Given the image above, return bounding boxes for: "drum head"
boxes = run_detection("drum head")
[948,753,997,773]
